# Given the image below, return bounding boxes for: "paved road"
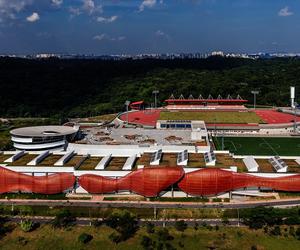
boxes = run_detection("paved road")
[7,216,242,227]
[1,198,300,209]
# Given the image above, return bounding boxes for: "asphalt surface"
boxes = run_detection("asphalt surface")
[1,198,300,209]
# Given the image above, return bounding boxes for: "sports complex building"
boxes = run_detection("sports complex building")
[10,125,79,151]
[0,89,299,199]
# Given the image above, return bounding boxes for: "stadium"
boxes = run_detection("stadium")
[118,94,300,135]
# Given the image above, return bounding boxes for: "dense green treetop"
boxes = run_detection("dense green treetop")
[0,57,299,118]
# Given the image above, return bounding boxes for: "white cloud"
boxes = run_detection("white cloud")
[51,0,63,7]
[26,12,39,22]
[278,6,293,17]
[96,15,118,23]
[155,29,171,41]
[139,0,156,12]
[82,0,102,15]
[93,34,125,41]
[0,0,33,21]
[155,30,165,36]
[69,0,102,18]
[69,6,81,16]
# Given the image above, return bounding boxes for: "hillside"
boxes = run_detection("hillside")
[0,57,299,118]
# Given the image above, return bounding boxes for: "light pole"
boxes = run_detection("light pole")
[124,100,130,125]
[294,102,298,134]
[251,90,259,110]
[152,90,159,109]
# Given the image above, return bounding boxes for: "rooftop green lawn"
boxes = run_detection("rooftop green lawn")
[77,157,102,170]
[159,111,264,124]
[214,136,300,156]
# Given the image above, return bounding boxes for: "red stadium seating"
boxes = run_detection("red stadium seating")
[178,168,300,196]
[0,167,75,194]
[79,166,184,197]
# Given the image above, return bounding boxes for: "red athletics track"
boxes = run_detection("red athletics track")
[119,110,161,126]
[255,110,300,124]
[119,109,300,127]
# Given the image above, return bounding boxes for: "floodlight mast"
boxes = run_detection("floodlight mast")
[294,102,298,134]
[291,87,297,134]
[124,100,130,125]
[152,90,159,109]
[251,91,259,110]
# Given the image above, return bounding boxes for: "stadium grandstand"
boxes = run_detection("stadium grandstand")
[164,94,248,110]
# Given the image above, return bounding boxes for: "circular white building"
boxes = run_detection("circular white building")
[10,126,79,151]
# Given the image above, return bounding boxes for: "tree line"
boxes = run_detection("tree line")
[0,57,299,118]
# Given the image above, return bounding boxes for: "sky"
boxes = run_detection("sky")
[0,0,299,54]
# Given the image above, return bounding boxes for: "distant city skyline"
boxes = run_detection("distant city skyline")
[0,0,299,54]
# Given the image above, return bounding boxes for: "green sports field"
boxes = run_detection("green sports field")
[213,136,300,156]
[159,111,264,124]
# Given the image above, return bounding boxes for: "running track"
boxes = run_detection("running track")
[119,109,299,127]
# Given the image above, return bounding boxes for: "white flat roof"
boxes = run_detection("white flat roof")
[11,126,79,137]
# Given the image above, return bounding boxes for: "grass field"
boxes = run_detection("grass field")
[159,111,264,124]
[0,224,300,250]
[214,136,300,156]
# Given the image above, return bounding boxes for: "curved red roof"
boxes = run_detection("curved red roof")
[79,166,184,197]
[178,168,300,196]
[0,167,75,194]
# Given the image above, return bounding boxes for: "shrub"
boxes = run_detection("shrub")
[140,235,154,249]
[109,232,122,244]
[146,222,155,234]
[17,236,28,246]
[295,227,300,239]
[51,209,75,228]
[165,242,176,250]
[289,226,295,237]
[178,241,184,248]
[270,226,281,236]
[105,210,139,242]
[174,220,187,232]
[237,231,243,238]
[20,220,34,232]
[78,233,93,244]
[251,245,258,250]
[157,228,174,242]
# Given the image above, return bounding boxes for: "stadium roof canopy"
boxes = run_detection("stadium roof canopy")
[165,99,248,104]
[165,94,248,105]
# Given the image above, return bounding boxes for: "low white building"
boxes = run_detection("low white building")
[10,125,79,151]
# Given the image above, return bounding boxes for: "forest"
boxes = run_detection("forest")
[0,56,299,118]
